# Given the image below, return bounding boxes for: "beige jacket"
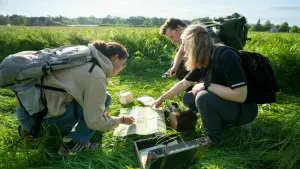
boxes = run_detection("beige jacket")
[41,43,121,131]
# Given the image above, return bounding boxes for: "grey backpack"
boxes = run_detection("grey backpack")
[0,45,92,90]
[0,45,93,137]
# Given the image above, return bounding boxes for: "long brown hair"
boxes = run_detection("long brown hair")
[92,40,128,60]
[181,24,216,71]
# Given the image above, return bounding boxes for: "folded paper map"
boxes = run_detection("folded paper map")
[113,107,166,137]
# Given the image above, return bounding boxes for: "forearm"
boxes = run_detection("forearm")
[173,52,184,69]
[207,83,247,103]
[172,45,185,69]
[161,80,193,100]
[84,100,123,131]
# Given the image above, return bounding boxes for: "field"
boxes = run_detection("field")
[0,26,299,169]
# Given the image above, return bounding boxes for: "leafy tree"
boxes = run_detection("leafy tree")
[249,24,256,31]
[150,17,159,26]
[0,15,7,25]
[23,18,32,26]
[253,19,263,31]
[263,20,272,31]
[289,26,299,33]
[9,14,25,25]
[143,20,151,26]
[278,22,289,32]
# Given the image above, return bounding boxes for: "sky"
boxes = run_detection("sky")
[0,0,300,25]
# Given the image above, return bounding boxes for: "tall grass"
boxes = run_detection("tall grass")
[244,32,300,94]
[1,27,299,93]
[0,26,299,169]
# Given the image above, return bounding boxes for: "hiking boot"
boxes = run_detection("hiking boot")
[58,136,98,156]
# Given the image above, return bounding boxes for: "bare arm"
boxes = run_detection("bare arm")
[160,79,194,101]
[169,44,185,74]
[208,83,247,103]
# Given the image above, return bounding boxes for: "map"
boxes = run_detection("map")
[113,106,166,137]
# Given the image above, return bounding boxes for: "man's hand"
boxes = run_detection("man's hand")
[166,44,185,77]
[167,66,178,77]
[121,117,135,125]
[192,83,205,96]
[151,96,165,109]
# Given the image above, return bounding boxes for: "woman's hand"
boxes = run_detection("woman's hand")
[192,83,205,96]
[151,96,165,109]
[121,117,135,125]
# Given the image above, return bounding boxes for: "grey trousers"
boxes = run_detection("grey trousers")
[183,91,258,142]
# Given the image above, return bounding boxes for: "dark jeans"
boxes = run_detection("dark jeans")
[16,92,112,143]
[183,91,258,142]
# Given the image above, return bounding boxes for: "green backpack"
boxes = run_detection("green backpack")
[203,15,251,50]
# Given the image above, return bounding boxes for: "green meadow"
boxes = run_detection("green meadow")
[0,26,299,169]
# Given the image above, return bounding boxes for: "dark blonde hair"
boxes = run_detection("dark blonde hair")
[160,18,187,35]
[92,40,128,60]
[181,24,216,70]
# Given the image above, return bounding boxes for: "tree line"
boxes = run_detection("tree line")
[0,14,299,33]
[0,14,168,27]
[249,19,300,33]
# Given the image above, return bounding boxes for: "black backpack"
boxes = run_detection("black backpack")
[175,14,250,81]
[203,14,251,50]
[215,46,280,104]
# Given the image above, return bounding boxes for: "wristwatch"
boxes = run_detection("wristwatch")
[204,81,210,90]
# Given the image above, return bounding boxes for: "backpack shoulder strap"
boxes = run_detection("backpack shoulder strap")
[206,45,242,84]
[214,45,239,58]
[205,46,228,84]
[212,45,243,124]
[89,58,102,73]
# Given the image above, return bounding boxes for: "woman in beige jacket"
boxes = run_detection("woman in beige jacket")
[16,40,134,156]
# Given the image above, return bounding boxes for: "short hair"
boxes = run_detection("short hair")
[160,18,187,35]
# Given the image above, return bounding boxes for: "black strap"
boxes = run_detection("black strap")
[14,91,30,116]
[89,58,102,73]
[36,82,81,121]
[204,47,226,83]
[30,76,49,138]
[205,59,214,83]
[14,86,46,138]
[73,99,78,120]
[35,84,66,92]
[89,64,96,73]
